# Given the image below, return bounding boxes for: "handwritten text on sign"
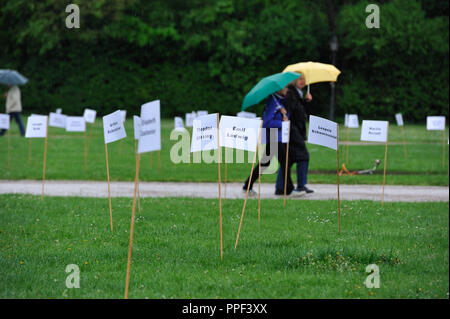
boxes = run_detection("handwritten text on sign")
[219,116,261,152]
[66,117,86,132]
[191,113,218,152]
[25,115,48,138]
[0,114,10,130]
[103,110,127,144]
[308,115,338,150]
[49,112,67,129]
[426,116,446,131]
[138,100,161,154]
[360,120,388,142]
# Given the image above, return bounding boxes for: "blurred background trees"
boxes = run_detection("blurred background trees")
[0,0,448,121]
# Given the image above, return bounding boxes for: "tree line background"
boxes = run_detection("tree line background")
[0,0,448,122]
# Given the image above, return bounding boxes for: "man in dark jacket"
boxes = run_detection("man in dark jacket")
[276,74,314,194]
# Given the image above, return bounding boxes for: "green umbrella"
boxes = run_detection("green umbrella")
[241,71,301,111]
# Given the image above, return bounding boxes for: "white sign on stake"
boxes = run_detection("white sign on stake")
[360,120,389,142]
[83,108,97,124]
[49,112,67,129]
[191,113,218,152]
[120,110,127,123]
[56,108,62,114]
[219,116,262,151]
[0,114,10,130]
[347,114,359,128]
[308,115,338,150]
[103,110,127,144]
[197,110,208,117]
[237,111,257,119]
[174,117,185,131]
[186,113,194,127]
[66,116,86,132]
[25,115,48,138]
[133,115,141,140]
[281,121,290,143]
[138,100,161,154]
[426,116,446,131]
[395,113,404,126]
[344,114,349,127]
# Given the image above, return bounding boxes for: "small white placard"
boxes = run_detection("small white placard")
[120,110,127,123]
[191,113,218,152]
[197,110,208,117]
[83,108,97,124]
[25,115,48,138]
[0,114,10,130]
[360,120,389,142]
[344,114,349,127]
[49,112,67,129]
[186,113,194,127]
[103,110,127,144]
[237,111,257,119]
[348,114,359,128]
[308,115,338,150]
[219,116,262,152]
[138,100,161,154]
[281,121,290,143]
[56,108,62,114]
[133,115,141,140]
[174,117,185,131]
[66,116,86,132]
[395,113,404,126]
[426,116,446,131]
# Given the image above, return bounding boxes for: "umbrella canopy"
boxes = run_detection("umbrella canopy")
[0,69,28,86]
[282,61,340,85]
[241,71,301,111]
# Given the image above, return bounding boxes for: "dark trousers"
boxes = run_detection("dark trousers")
[243,138,275,190]
[296,160,309,189]
[275,142,294,194]
[0,112,25,136]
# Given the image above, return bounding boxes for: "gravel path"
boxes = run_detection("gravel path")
[0,180,448,202]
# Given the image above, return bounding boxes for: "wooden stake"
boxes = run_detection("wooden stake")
[105,143,113,232]
[224,148,227,200]
[258,143,261,221]
[28,138,32,166]
[381,124,389,206]
[400,125,407,159]
[158,150,161,174]
[41,119,49,200]
[216,113,223,260]
[124,153,140,299]
[345,126,350,165]
[134,140,141,213]
[235,122,262,250]
[7,128,10,169]
[337,125,341,233]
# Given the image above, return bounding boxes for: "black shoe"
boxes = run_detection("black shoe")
[298,186,314,194]
[275,189,284,195]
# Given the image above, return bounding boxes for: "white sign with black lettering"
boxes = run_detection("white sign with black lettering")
[49,112,67,129]
[360,120,388,142]
[133,115,141,140]
[281,121,290,143]
[219,116,262,151]
[191,113,218,152]
[426,116,445,131]
[174,117,185,131]
[0,114,10,130]
[308,115,338,150]
[25,115,48,138]
[66,116,86,132]
[83,108,97,124]
[237,111,257,119]
[348,114,359,128]
[138,100,161,154]
[395,113,404,126]
[103,110,127,144]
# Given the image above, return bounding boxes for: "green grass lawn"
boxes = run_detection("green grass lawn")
[0,119,448,185]
[0,194,448,298]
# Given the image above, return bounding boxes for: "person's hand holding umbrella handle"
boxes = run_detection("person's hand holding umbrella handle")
[305,92,312,102]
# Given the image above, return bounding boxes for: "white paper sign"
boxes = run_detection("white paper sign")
[133,115,141,140]
[360,120,389,142]
[174,117,185,131]
[138,100,161,154]
[219,116,262,151]
[0,114,10,130]
[281,121,290,143]
[191,113,218,152]
[186,113,194,127]
[344,114,349,127]
[83,108,97,124]
[25,115,48,138]
[426,116,446,131]
[308,115,338,150]
[395,113,404,126]
[237,111,257,119]
[120,110,127,123]
[66,116,86,132]
[56,108,62,114]
[103,110,127,144]
[197,110,208,117]
[348,114,359,128]
[49,112,67,129]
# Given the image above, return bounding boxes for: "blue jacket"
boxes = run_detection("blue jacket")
[262,94,289,142]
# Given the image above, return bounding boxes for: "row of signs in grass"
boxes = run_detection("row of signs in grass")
[178,110,259,130]
[344,113,446,130]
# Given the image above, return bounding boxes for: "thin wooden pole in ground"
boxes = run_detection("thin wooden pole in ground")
[336,124,341,233]
[28,139,32,166]
[235,122,262,250]
[41,119,49,200]
[345,126,350,165]
[124,153,140,299]
[134,139,141,213]
[400,125,407,159]
[224,147,227,200]
[158,150,161,174]
[216,113,223,260]
[7,128,10,169]
[258,143,261,221]
[381,123,389,206]
[105,143,113,232]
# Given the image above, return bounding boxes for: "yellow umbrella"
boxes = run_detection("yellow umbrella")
[282,61,341,93]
